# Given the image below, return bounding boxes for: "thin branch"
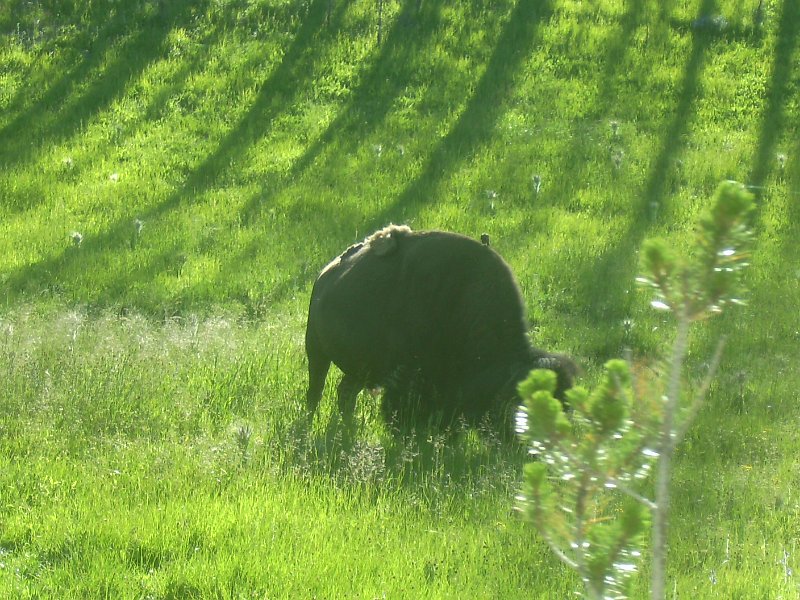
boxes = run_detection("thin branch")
[573,469,592,578]
[673,336,726,445]
[530,487,579,569]
[539,526,580,570]
[652,305,691,600]
[603,475,658,511]
[553,439,657,511]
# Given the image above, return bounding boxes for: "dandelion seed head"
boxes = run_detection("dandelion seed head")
[651,299,670,311]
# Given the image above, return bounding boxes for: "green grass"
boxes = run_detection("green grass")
[0,307,581,598]
[1,0,798,597]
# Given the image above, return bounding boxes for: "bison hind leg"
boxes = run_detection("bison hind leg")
[337,373,364,416]
[380,367,439,428]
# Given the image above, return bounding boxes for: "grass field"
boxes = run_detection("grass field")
[1,0,798,597]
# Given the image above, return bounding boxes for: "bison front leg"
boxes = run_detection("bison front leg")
[337,373,363,417]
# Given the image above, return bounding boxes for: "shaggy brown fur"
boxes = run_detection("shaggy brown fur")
[305,226,576,426]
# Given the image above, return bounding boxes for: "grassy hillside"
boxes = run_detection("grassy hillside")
[1,0,798,597]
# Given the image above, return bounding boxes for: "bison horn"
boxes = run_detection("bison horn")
[535,356,560,370]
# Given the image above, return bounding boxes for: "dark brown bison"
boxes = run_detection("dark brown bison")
[305,225,577,426]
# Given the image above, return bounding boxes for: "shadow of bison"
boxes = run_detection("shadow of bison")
[305,225,577,427]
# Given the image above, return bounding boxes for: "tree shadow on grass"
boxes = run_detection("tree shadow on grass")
[2,17,227,215]
[171,1,444,308]
[482,1,715,360]
[4,0,448,311]
[690,0,799,368]
[166,0,352,198]
[552,0,653,196]
[741,0,800,368]
[569,0,800,363]
[234,0,443,233]
[567,0,718,352]
[641,0,718,217]
[0,1,208,176]
[497,0,656,233]
[747,0,799,194]
[2,0,340,308]
[363,0,554,231]
[207,0,546,304]
[788,136,800,234]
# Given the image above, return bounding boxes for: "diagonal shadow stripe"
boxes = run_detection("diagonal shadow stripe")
[0,1,209,171]
[748,0,799,191]
[198,0,550,307]
[364,0,554,230]
[532,0,653,217]
[202,1,447,301]
[236,0,441,227]
[164,0,344,196]
[2,0,337,304]
[560,0,718,348]
[642,0,717,213]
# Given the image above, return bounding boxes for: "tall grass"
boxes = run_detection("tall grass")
[0,306,581,598]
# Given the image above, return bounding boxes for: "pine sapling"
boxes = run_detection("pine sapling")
[517,181,754,599]
[638,180,754,599]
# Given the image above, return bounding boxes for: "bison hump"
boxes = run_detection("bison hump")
[365,224,412,257]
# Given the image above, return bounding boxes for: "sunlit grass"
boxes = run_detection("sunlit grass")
[0,306,579,598]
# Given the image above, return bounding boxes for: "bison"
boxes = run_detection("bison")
[305,225,577,426]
